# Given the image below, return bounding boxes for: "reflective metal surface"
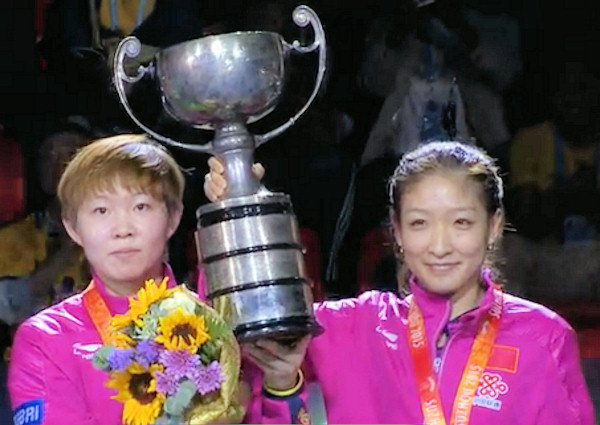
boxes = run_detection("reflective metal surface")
[157,32,285,126]
[113,5,327,155]
[197,193,323,341]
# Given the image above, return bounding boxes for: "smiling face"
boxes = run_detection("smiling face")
[63,184,181,296]
[393,170,502,304]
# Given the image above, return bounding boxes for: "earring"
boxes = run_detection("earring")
[395,244,404,256]
[487,241,495,251]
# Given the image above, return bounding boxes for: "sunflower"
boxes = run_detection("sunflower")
[129,277,173,324]
[108,363,165,425]
[111,332,135,349]
[155,308,210,353]
[111,313,135,332]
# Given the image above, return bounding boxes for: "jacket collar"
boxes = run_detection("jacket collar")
[91,263,178,315]
[408,269,499,342]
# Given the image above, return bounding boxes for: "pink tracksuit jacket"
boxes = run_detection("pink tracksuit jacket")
[9,268,596,424]
[243,275,596,424]
[8,266,179,425]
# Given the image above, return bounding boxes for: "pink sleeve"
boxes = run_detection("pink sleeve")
[535,326,596,425]
[195,265,209,301]
[8,323,97,425]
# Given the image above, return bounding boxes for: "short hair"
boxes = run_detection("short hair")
[58,134,185,222]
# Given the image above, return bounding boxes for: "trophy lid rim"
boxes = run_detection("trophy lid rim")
[159,31,283,56]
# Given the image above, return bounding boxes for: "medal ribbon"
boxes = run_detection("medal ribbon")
[408,286,503,425]
[82,281,113,345]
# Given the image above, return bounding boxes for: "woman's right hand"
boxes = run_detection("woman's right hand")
[242,335,311,391]
[203,157,265,202]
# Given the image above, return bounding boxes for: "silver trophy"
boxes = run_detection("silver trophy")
[114,5,325,342]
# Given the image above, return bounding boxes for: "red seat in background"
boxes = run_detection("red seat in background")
[578,328,600,359]
[35,0,56,71]
[0,127,26,224]
[357,226,394,294]
[552,301,600,357]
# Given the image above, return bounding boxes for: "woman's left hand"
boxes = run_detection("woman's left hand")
[242,336,311,391]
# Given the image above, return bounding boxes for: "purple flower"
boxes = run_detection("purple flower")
[108,349,134,372]
[159,350,201,380]
[135,340,160,367]
[190,361,224,395]
[155,370,180,396]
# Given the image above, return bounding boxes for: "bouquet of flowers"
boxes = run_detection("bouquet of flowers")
[92,278,245,425]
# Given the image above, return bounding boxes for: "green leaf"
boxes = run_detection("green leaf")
[150,303,162,315]
[201,341,215,358]
[155,414,184,425]
[164,380,196,416]
[177,379,197,404]
[92,346,114,371]
[200,340,223,364]
[205,316,229,341]
[200,353,211,365]
[133,312,160,340]
[163,397,185,417]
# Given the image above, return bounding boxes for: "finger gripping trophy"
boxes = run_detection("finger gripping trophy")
[114,6,325,342]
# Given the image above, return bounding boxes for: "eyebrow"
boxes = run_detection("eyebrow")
[90,189,148,198]
[403,207,478,214]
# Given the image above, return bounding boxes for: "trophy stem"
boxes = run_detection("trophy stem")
[213,122,261,198]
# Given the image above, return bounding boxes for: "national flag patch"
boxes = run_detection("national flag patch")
[486,344,519,373]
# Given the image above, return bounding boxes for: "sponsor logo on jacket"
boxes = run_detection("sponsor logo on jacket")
[473,372,509,411]
[13,400,44,425]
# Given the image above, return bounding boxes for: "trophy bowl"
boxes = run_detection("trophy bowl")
[156,32,286,127]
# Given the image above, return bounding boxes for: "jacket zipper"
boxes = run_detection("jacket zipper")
[433,300,454,402]
[436,330,458,391]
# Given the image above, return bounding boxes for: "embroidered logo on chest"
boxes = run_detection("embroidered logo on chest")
[473,372,509,411]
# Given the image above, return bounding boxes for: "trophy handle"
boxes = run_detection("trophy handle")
[255,5,327,147]
[113,36,215,154]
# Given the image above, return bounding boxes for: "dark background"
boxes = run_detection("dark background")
[3,0,600,143]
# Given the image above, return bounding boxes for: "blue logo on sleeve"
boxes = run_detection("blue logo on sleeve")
[13,400,45,425]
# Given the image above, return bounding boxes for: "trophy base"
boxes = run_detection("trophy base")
[198,192,324,345]
[234,316,324,343]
